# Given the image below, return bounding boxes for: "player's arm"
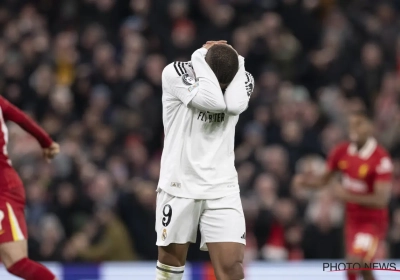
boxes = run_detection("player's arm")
[334,181,391,208]
[334,157,392,208]
[0,97,59,161]
[294,145,343,189]
[223,55,254,115]
[189,48,226,112]
[294,170,335,189]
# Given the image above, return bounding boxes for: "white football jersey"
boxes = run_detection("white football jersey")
[157,48,254,199]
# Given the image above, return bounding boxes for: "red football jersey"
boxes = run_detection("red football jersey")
[327,138,393,227]
[0,96,52,202]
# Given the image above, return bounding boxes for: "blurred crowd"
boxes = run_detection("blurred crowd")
[2,0,400,262]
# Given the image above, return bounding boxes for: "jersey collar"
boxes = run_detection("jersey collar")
[347,137,377,159]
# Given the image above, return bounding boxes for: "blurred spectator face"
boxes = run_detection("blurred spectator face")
[127,141,148,168]
[261,13,282,36]
[210,5,235,28]
[168,1,188,20]
[88,172,114,203]
[96,0,115,12]
[50,86,74,115]
[144,54,166,86]
[134,180,156,209]
[82,24,106,51]
[93,43,115,69]
[148,158,160,181]
[281,121,303,145]
[172,20,195,49]
[31,64,54,96]
[237,161,256,188]
[361,43,382,69]
[321,124,345,153]
[301,102,319,128]
[243,123,265,147]
[57,183,76,207]
[90,85,111,112]
[130,0,150,15]
[26,182,45,204]
[255,173,277,205]
[254,106,270,126]
[377,3,395,25]
[20,35,35,61]
[285,224,303,246]
[259,146,288,177]
[107,156,129,186]
[40,215,65,243]
[347,113,372,144]
[259,69,280,90]
[232,28,251,55]
[274,198,296,225]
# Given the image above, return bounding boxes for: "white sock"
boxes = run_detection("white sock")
[156,261,185,280]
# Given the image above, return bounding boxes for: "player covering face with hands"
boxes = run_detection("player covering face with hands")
[0,96,60,280]
[155,41,254,280]
[294,110,392,280]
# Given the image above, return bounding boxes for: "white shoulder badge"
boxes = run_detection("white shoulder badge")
[182,73,195,85]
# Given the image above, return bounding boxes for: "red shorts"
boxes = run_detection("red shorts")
[0,197,27,244]
[345,222,386,262]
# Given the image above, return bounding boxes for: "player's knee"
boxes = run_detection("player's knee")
[158,251,185,267]
[0,244,27,269]
[346,255,364,274]
[217,260,244,279]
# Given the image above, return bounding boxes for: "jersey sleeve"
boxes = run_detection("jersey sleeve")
[326,144,345,172]
[189,48,226,112]
[0,97,53,148]
[162,62,198,106]
[374,155,393,182]
[223,55,254,116]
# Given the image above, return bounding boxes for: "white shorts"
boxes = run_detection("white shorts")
[155,190,246,251]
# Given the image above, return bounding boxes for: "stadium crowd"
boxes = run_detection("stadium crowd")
[1,0,400,263]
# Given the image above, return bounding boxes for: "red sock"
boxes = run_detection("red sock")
[347,272,357,280]
[7,257,55,280]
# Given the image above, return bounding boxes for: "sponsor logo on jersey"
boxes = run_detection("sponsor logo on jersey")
[197,111,225,123]
[342,175,367,192]
[162,228,167,241]
[241,232,246,239]
[338,160,347,170]
[358,164,369,178]
[182,73,195,85]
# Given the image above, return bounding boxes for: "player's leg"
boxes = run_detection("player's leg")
[200,193,246,280]
[0,201,57,280]
[207,242,245,280]
[346,231,379,280]
[155,190,202,280]
[157,243,190,280]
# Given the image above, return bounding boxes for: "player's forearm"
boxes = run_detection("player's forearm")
[4,104,52,147]
[303,173,332,189]
[224,56,248,115]
[191,48,226,112]
[344,193,388,208]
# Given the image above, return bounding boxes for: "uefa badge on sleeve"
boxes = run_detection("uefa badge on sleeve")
[162,228,167,241]
[182,73,195,85]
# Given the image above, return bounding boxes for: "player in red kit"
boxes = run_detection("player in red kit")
[0,96,60,280]
[294,110,392,280]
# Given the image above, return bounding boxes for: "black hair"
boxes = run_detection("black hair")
[350,109,373,121]
[205,44,239,88]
